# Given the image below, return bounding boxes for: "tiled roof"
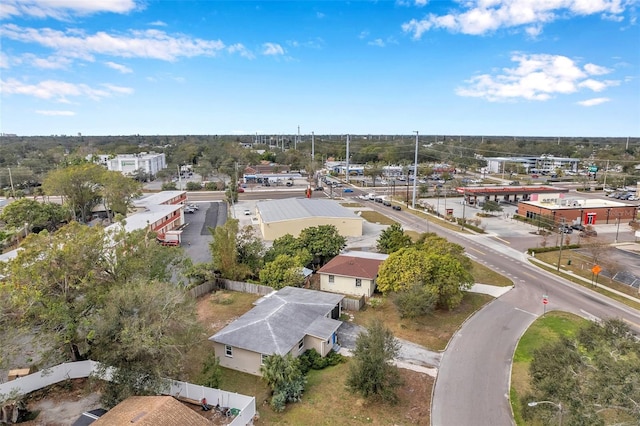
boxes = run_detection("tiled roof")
[317,253,388,280]
[93,396,210,426]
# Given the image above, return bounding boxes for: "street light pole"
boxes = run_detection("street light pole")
[615,216,621,243]
[528,401,563,426]
[557,218,566,272]
[412,131,419,209]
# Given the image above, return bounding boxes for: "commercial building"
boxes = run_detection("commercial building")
[517,194,637,226]
[483,155,580,174]
[255,198,363,241]
[106,152,167,178]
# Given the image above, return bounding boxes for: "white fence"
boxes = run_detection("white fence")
[0,361,255,426]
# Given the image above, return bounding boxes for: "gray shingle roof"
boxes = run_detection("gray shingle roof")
[210,287,343,355]
[256,198,360,224]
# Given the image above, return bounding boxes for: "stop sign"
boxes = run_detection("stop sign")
[542,298,548,305]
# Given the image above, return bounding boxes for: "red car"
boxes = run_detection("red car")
[237,187,245,193]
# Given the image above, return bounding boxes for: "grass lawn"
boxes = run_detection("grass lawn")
[471,261,513,287]
[352,292,493,351]
[356,210,396,225]
[219,361,433,425]
[510,311,586,425]
[340,202,363,208]
[532,251,640,310]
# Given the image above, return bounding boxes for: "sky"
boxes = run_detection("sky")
[0,0,639,137]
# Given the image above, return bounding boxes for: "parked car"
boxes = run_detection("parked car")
[237,187,245,193]
[383,200,392,206]
[314,186,324,191]
[184,206,196,214]
[343,188,353,193]
[187,203,199,210]
[571,224,585,231]
[558,225,573,234]
[243,209,251,216]
[392,205,401,211]
[286,181,293,187]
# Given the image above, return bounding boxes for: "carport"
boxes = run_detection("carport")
[456,185,569,206]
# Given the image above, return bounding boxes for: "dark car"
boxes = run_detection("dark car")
[392,205,401,211]
[571,224,585,231]
[383,200,392,206]
[314,186,324,191]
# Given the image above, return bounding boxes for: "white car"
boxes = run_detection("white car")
[244,209,251,216]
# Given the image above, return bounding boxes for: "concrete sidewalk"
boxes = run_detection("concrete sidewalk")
[468,283,513,298]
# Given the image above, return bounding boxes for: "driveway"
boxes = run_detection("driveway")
[181,201,227,264]
[337,321,441,374]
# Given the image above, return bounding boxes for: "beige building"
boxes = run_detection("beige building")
[255,198,363,241]
[318,251,388,298]
[209,287,344,376]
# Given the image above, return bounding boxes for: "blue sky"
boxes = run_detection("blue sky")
[1,0,638,137]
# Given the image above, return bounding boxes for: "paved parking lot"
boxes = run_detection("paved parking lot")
[180,201,226,264]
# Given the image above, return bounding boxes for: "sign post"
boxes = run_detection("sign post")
[591,265,602,288]
[542,294,549,316]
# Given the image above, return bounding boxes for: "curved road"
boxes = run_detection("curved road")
[361,198,640,426]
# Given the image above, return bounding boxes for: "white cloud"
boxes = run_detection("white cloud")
[228,43,255,59]
[368,38,386,47]
[35,110,76,116]
[456,53,619,102]
[402,0,628,38]
[0,24,225,62]
[149,20,167,27]
[105,61,132,73]
[358,30,370,39]
[101,83,134,94]
[1,78,132,102]
[577,97,611,106]
[262,42,284,56]
[396,0,429,6]
[0,52,10,69]
[0,0,139,20]
[316,12,325,19]
[584,63,611,75]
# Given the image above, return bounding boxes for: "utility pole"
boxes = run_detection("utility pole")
[557,218,566,271]
[603,159,610,190]
[345,134,350,184]
[7,167,16,198]
[412,131,419,209]
[311,131,315,162]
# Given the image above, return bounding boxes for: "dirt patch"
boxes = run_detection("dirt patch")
[20,379,101,426]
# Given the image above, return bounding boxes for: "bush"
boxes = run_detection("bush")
[185,182,201,191]
[298,349,344,374]
[393,284,437,319]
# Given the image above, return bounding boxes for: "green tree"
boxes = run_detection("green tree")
[0,199,70,233]
[42,163,104,223]
[236,225,265,277]
[376,246,473,310]
[393,282,438,319]
[186,181,202,191]
[526,318,640,425]
[482,200,503,214]
[162,181,178,191]
[209,219,249,280]
[100,170,142,220]
[264,233,311,265]
[260,353,306,412]
[365,162,384,187]
[298,225,346,266]
[376,223,412,254]
[197,352,222,389]
[91,280,203,408]
[346,319,402,404]
[259,254,305,290]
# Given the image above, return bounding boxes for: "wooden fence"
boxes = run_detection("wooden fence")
[187,281,218,298]
[216,278,274,296]
[342,295,366,311]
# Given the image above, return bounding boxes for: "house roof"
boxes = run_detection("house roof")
[210,286,343,356]
[257,198,361,224]
[93,396,209,426]
[317,252,388,280]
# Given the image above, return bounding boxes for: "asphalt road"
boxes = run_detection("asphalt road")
[356,195,640,426]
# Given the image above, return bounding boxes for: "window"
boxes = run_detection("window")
[355,279,362,287]
[261,354,268,365]
[298,338,304,351]
[328,275,335,283]
[225,345,233,357]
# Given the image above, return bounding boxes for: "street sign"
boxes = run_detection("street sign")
[542,294,549,305]
[589,166,598,172]
[591,265,602,275]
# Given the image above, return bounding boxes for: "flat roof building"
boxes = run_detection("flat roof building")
[256,198,363,241]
